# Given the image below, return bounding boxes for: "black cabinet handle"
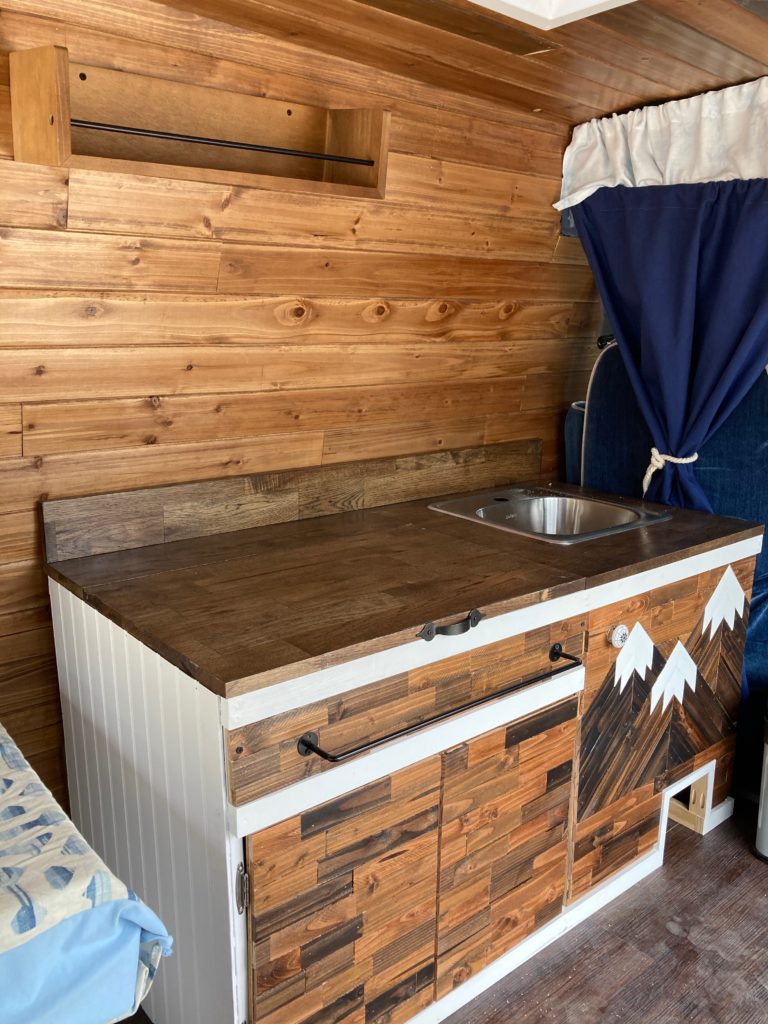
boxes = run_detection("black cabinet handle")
[417,608,484,642]
[296,643,583,764]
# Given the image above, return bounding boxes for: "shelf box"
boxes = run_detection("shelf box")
[9,45,390,198]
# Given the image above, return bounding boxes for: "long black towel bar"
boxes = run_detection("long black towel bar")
[296,642,583,764]
[70,118,376,166]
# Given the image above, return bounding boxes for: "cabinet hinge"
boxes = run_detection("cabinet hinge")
[236,862,250,915]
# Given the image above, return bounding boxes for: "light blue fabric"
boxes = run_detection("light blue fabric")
[0,721,172,1022]
[0,894,172,1024]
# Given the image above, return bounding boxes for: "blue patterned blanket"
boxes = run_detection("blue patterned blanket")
[0,722,172,1023]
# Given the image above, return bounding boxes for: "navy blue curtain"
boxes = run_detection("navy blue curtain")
[573,178,768,511]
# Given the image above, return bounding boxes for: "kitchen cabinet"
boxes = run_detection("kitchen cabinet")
[571,557,756,901]
[245,695,580,1024]
[42,466,762,1024]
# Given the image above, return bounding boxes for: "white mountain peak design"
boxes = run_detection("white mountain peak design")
[650,642,697,713]
[614,623,655,692]
[702,565,746,639]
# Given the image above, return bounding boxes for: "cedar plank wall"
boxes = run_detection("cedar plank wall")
[0,0,765,800]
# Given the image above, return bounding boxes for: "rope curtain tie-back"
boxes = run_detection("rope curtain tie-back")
[642,447,699,495]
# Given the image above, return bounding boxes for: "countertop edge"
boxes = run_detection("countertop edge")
[46,521,763,700]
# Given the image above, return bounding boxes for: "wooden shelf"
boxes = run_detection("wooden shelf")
[9,45,390,198]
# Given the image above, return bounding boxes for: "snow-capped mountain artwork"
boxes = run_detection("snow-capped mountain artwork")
[614,623,655,692]
[649,642,697,713]
[578,563,750,825]
[702,565,746,639]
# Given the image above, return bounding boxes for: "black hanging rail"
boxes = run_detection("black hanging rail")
[296,642,583,764]
[70,118,376,167]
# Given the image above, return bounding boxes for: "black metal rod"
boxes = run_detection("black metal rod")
[548,642,581,666]
[296,643,583,764]
[70,118,376,167]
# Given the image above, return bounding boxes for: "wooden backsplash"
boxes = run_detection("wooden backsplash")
[0,1,603,800]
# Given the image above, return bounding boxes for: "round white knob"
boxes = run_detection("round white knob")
[607,624,630,649]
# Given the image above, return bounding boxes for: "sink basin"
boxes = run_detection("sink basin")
[429,487,672,544]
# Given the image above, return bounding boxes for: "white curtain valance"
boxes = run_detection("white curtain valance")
[555,76,768,211]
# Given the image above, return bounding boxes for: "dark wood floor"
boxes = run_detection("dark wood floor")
[135,805,768,1024]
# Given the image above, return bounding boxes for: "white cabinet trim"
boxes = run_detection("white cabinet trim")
[229,666,584,837]
[224,535,762,729]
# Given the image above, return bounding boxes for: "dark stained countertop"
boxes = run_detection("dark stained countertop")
[45,485,763,698]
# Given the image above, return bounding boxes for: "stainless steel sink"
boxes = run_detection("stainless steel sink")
[429,486,672,544]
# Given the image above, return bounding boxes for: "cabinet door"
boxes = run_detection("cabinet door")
[247,757,441,1024]
[436,697,579,997]
[571,557,755,901]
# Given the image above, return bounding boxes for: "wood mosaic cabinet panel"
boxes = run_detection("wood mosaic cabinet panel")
[247,757,442,1024]
[570,557,756,901]
[228,618,585,804]
[246,696,580,1023]
[437,697,578,997]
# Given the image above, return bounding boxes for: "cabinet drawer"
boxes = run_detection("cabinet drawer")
[227,618,585,805]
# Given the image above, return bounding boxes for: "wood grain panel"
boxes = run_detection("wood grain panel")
[23,380,527,455]
[0,161,68,228]
[0,86,12,160]
[41,440,541,560]
[0,340,593,403]
[0,9,564,140]
[83,0,602,124]
[227,621,585,804]
[0,293,601,347]
[385,153,560,218]
[218,249,595,300]
[8,45,70,166]
[569,784,662,902]
[0,405,22,459]
[0,0,566,131]
[0,431,326,513]
[437,698,578,996]
[648,0,768,64]
[0,510,40,563]
[66,167,558,259]
[247,757,441,1024]
[0,227,221,291]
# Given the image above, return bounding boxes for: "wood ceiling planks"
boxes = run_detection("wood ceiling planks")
[153,0,768,119]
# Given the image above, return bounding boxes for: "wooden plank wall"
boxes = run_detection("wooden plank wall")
[0,2,601,799]
[3,0,764,798]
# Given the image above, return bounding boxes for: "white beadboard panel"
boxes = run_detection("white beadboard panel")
[48,581,246,1024]
[224,535,763,729]
[231,666,584,837]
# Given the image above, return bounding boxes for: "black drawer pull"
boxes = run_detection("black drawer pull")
[296,643,583,763]
[417,608,485,642]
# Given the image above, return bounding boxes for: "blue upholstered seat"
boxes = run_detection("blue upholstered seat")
[565,343,768,789]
